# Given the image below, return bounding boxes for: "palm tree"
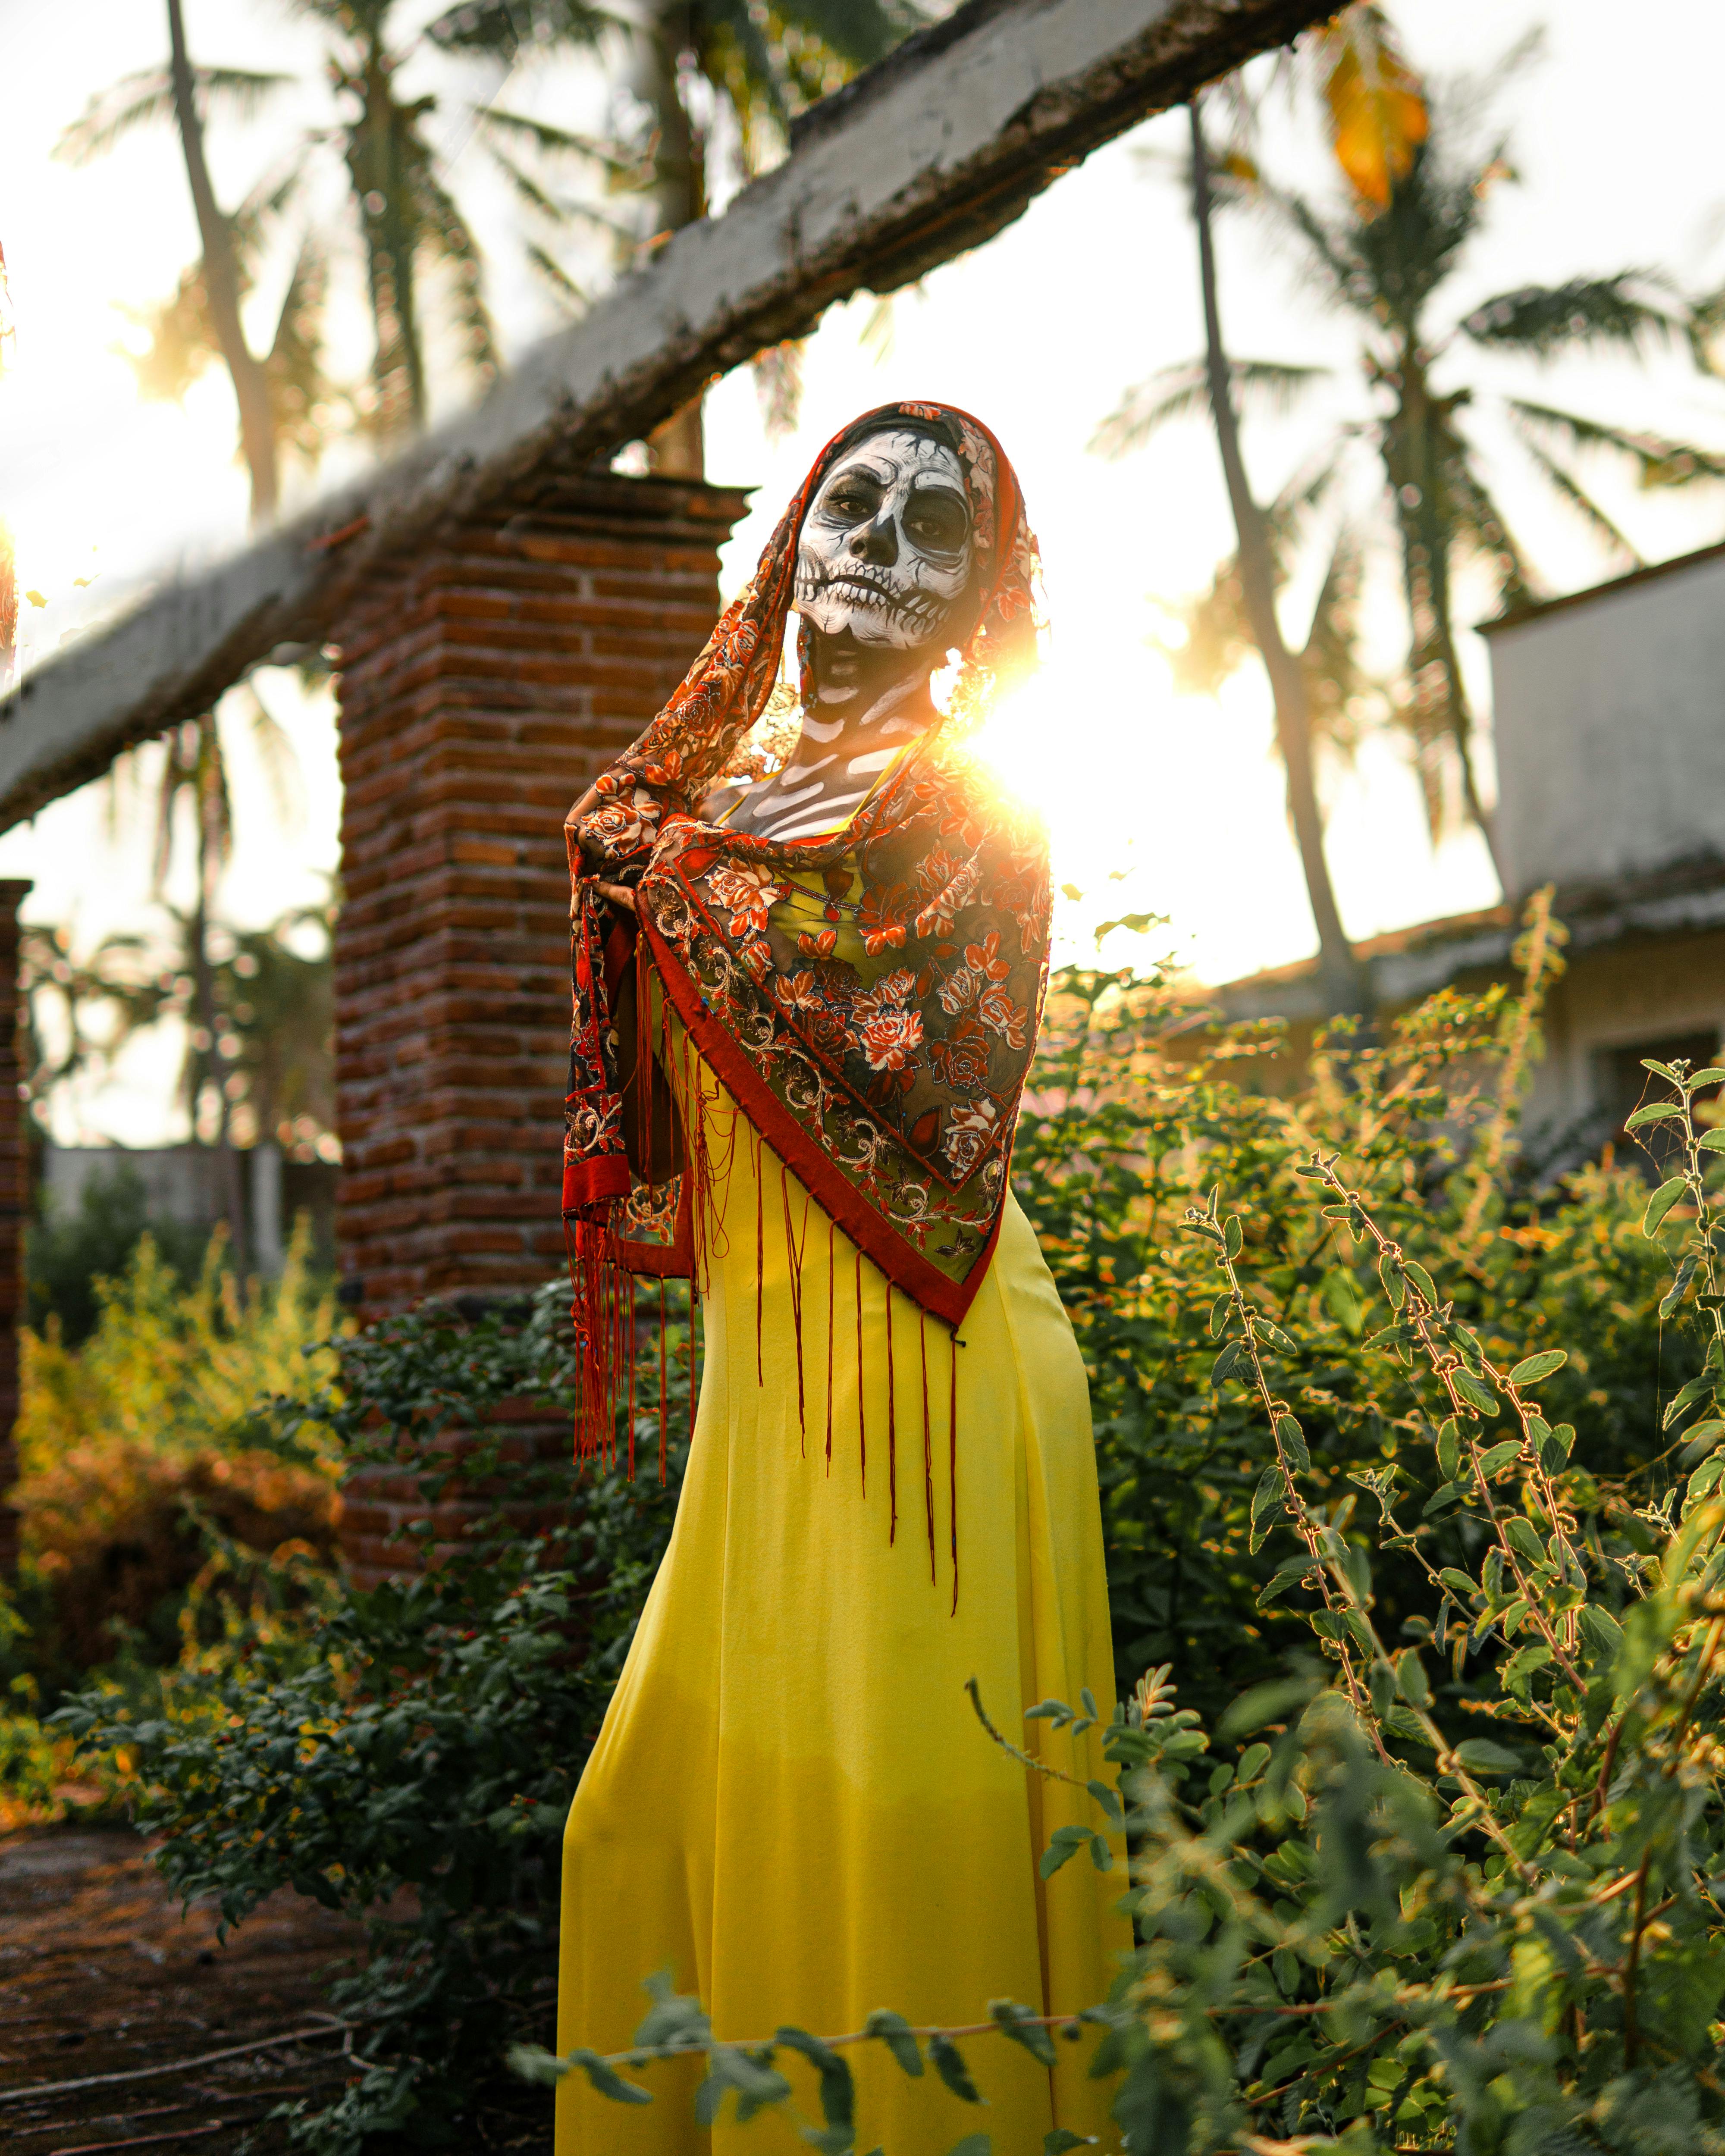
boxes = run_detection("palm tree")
[611,1,929,472]
[56,4,292,523]
[1101,44,1724,892]
[60,1,622,456]
[112,685,303,1266]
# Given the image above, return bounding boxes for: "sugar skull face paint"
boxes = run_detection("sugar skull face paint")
[792,427,975,651]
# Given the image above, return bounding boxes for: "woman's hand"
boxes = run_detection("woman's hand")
[590,879,638,915]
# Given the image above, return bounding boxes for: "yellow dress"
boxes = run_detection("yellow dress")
[554,1043,1129,2153]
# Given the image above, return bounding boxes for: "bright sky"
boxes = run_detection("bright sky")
[4,0,1725,1141]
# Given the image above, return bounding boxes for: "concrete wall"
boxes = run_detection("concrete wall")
[41,1143,337,1273]
[1486,547,1725,900]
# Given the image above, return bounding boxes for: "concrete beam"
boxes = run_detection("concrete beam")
[0,0,1328,830]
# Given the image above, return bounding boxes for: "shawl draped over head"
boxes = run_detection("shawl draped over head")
[563,401,1048,1453]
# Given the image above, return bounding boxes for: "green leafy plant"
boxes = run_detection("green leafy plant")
[56,1277,693,2155]
[521,1055,1725,2151]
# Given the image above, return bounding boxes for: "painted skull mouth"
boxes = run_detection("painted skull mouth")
[794,560,950,628]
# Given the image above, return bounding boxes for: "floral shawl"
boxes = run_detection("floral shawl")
[563,402,1047,1441]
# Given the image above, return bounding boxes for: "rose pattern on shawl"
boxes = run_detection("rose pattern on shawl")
[565,400,1049,1329]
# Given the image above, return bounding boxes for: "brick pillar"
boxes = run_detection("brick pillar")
[0,881,32,1575]
[330,470,747,1585]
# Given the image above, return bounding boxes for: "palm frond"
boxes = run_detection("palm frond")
[525,242,586,312]
[1442,450,1539,610]
[1154,454,1346,698]
[1512,431,1642,567]
[1300,522,1377,761]
[1689,284,1725,380]
[1090,359,1329,459]
[117,268,216,404]
[267,238,343,466]
[1461,274,1681,362]
[1509,399,1725,491]
[56,66,291,166]
[771,0,928,68]
[485,143,565,222]
[474,107,626,171]
[753,338,805,442]
[423,1,621,60]
[414,168,500,380]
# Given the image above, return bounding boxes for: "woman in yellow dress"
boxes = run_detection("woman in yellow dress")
[555,404,1129,2153]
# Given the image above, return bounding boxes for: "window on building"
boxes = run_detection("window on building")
[1593,1030,1722,1179]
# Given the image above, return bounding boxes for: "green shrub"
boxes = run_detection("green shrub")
[57,1279,693,2155]
[62,910,1717,2153]
[519,1050,1725,2155]
[27,1160,211,1344]
[9,1225,340,1687]
[1013,915,1667,1726]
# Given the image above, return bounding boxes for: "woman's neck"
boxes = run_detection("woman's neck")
[726,634,940,842]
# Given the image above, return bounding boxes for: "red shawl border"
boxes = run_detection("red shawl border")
[637,909,1004,1332]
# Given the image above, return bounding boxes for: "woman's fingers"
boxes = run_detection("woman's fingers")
[592,880,638,914]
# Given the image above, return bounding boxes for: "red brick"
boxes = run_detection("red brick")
[328,471,744,1582]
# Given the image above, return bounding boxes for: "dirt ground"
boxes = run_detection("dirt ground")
[0,1823,370,2155]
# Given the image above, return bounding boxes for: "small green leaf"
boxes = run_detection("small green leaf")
[1661,1254,1701,1318]
[1210,1341,1247,1388]
[990,1999,1057,2067]
[1276,1415,1311,1473]
[1402,1260,1438,1304]
[1662,1373,1717,1430]
[1258,1319,1300,1357]
[1643,1174,1689,1237]
[1679,1419,1725,1467]
[1698,1128,1725,1154]
[1438,1567,1476,1598]
[1624,1102,1682,1128]
[1435,1420,1460,1481]
[1257,1556,1320,1610]
[775,2029,854,2129]
[1422,1480,1464,1518]
[928,2034,982,2104]
[1038,1825,1090,1879]
[1044,2135,1095,2154]
[1452,1371,1498,1417]
[1508,1350,1567,1385]
[1641,1057,1683,1081]
[1089,1833,1114,1871]
[1505,1517,1547,1566]
[1223,1213,1243,1259]
[1379,1252,1406,1310]
[1396,1649,1431,1708]
[566,2047,653,2105]
[1500,1642,1553,1698]
[1453,1737,1521,1774]
[1208,1293,1232,1338]
[1236,1741,1271,1781]
[1478,1439,1523,1479]
[947,2138,993,2156]
[863,2011,924,2078]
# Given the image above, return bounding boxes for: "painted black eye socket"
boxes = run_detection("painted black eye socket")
[903,489,968,553]
[825,479,884,522]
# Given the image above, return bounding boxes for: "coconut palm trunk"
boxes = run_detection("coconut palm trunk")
[165,0,278,525]
[1189,100,1369,1018]
[638,1,706,476]
[191,729,247,1269]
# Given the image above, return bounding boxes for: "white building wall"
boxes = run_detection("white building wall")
[1485,546,1725,899]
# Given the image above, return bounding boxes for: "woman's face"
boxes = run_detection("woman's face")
[793,427,975,652]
